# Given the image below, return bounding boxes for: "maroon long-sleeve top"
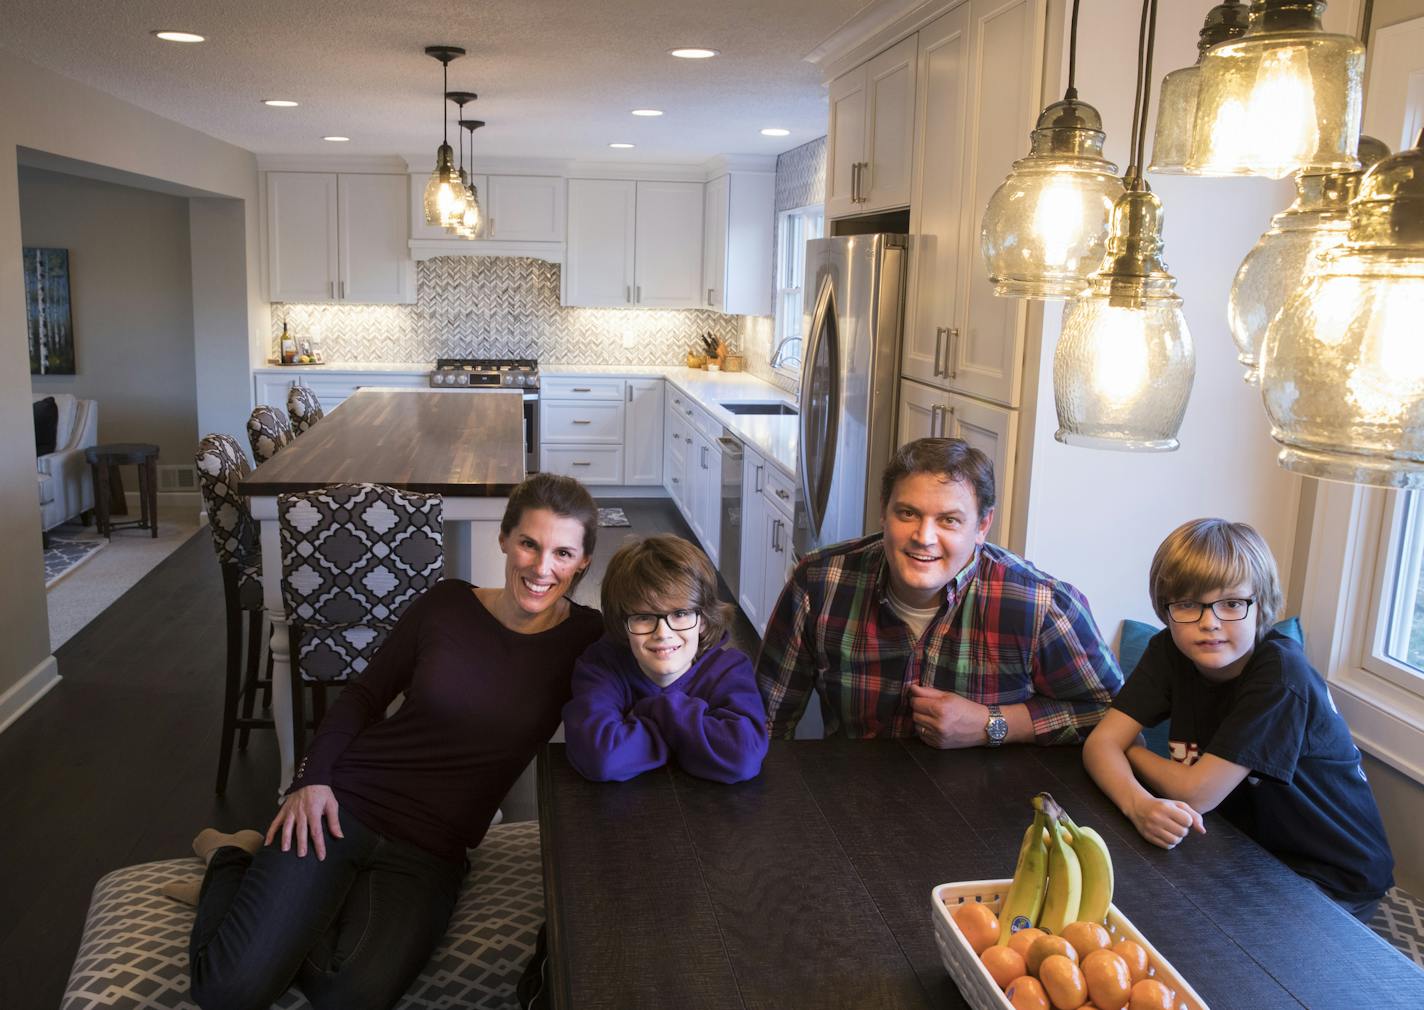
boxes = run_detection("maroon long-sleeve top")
[289,580,604,863]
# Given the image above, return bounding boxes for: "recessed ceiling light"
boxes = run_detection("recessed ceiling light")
[760,128,790,137]
[323,136,350,143]
[609,143,636,149]
[152,30,205,43]
[668,48,719,59]
[263,99,299,108]
[631,109,664,117]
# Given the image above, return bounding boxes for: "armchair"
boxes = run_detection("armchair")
[34,393,98,532]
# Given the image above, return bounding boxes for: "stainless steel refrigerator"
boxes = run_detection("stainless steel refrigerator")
[794,233,906,558]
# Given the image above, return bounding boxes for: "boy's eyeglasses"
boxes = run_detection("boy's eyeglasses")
[1166,598,1255,623]
[625,609,701,635]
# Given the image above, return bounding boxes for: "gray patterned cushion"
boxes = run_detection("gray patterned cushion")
[279,483,443,682]
[195,434,263,610]
[246,405,294,465]
[62,820,543,1010]
[287,386,325,436]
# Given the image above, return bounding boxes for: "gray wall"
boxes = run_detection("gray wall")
[22,166,198,466]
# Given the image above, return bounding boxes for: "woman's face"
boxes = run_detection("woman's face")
[499,508,590,617]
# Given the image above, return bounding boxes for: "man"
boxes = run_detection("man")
[757,438,1121,747]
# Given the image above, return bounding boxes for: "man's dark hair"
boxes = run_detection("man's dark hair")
[879,438,996,520]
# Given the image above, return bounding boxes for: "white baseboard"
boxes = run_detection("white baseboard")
[0,655,60,736]
[590,487,672,499]
[123,489,201,509]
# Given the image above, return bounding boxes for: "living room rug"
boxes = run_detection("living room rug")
[597,508,630,527]
[43,537,106,588]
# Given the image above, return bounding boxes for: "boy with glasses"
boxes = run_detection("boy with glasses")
[562,535,767,783]
[1083,518,1393,922]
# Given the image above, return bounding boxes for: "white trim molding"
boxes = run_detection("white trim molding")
[806,0,959,81]
[0,655,60,736]
[407,239,564,264]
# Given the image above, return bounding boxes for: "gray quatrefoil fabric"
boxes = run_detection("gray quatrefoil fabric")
[287,385,325,436]
[279,483,443,682]
[246,404,294,465]
[194,433,263,610]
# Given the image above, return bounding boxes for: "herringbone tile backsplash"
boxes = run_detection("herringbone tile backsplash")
[273,258,744,365]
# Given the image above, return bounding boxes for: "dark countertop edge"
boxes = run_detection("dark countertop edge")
[239,479,522,497]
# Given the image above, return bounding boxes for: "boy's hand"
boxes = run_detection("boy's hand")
[1130,794,1205,849]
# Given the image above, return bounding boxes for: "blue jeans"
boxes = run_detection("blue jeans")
[188,810,463,1010]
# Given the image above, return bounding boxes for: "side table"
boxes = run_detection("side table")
[85,443,159,538]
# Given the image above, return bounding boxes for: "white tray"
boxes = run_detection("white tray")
[931,879,1209,1010]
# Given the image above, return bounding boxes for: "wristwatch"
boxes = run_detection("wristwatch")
[985,705,1008,747]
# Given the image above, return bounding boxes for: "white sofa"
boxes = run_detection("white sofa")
[34,393,98,532]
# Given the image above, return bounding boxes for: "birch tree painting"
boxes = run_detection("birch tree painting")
[25,247,75,375]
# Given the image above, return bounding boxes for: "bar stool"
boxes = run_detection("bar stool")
[287,385,325,436]
[85,442,159,538]
[278,482,444,760]
[246,404,293,465]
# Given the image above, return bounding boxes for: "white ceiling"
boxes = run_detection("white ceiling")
[0,0,870,164]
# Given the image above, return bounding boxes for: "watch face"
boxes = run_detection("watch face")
[988,719,1008,741]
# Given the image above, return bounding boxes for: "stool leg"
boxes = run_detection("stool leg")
[238,607,263,751]
[289,625,306,765]
[90,462,109,538]
[216,566,242,795]
[147,457,158,537]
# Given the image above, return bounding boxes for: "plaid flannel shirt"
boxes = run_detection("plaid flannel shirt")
[755,533,1122,744]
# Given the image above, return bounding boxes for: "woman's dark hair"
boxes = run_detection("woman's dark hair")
[499,473,599,586]
[600,534,733,656]
[879,438,996,520]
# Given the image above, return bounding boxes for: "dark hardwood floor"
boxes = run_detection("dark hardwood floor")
[0,495,757,1009]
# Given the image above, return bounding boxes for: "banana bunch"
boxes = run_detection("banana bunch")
[996,792,1115,943]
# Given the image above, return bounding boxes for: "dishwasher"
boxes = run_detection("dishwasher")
[718,430,743,600]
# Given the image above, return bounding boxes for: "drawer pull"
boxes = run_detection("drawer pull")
[572,387,592,393]
[572,419,592,425]
[775,488,790,500]
[572,461,591,467]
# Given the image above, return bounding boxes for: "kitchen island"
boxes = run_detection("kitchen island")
[242,387,526,792]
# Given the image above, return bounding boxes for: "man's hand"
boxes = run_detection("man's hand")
[908,685,990,749]
[1129,794,1205,849]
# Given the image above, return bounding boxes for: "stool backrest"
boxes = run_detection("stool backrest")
[278,483,444,682]
[194,434,259,569]
[247,405,294,464]
[287,386,325,436]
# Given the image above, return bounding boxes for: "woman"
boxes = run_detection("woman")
[187,473,604,1010]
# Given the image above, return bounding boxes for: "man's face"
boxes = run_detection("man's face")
[880,472,993,609]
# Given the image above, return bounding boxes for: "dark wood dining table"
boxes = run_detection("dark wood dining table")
[537,739,1424,1009]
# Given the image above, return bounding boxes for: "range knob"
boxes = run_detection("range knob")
[456,373,470,385]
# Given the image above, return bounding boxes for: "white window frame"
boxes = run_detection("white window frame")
[1301,481,1424,786]
[772,203,824,377]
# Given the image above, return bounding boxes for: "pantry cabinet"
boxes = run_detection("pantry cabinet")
[701,172,775,315]
[825,34,918,218]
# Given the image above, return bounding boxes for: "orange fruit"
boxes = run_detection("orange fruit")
[1081,949,1133,1010]
[1061,921,1112,957]
[952,901,1000,955]
[1128,978,1175,1010]
[1039,953,1088,1009]
[982,945,1028,990]
[1008,927,1047,960]
[1110,940,1150,984]
[1006,975,1051,1010]
[1027,934,1079,975]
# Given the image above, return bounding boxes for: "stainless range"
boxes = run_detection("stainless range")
[428,358,540,473]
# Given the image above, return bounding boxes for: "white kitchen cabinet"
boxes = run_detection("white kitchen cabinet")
[825,34,917,219]
[540,377,626,485]
[634,180,704,308]
[701,172,775,316]
[408,172,485,242]
[760,504,795,633]
[686,428,721,567]
[738,445,796,636]
[624,378,664,485]
[253,370,427,415]
[540,445,624,484]
[564,179,637,307]
[268,172,414,304]
[486,175,564,242]
[664,389,695,517]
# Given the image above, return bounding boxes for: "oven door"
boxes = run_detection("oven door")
[524,393,539,473]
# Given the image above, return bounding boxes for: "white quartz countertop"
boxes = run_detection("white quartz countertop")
[253,361,430,373]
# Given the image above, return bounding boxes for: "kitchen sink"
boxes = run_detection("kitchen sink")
[719,401,798,416]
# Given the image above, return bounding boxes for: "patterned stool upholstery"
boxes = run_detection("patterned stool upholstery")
[246,405,294,465]
[287,386,325,436]
[61,820,544,1010]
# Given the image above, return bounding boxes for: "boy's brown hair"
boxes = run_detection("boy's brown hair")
[1149,518,1283,637]
[600,534,733,654]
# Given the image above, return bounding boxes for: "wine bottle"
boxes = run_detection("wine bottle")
[280,322,297,364]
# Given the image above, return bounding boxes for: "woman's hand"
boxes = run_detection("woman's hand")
[265,784,344,860]
[1129,793,1205,849]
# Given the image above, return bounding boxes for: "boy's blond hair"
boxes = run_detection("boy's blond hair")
[600,534,733,655]
[1149,519,1283,637]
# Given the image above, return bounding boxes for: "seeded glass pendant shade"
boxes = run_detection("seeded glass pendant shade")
[1229,135,1389,383]
[1186,0,1363,179]
[981,99,1124,299]
[1055,189,1195,450]
[1260,137,1424,486]
[421,46,466,226]
[1148,0,1251,174]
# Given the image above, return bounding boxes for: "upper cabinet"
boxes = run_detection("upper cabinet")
[268,172,414,304]
[826,34,918,218]
[702,171,775,316]
[564,179,704,308]
[485,175,565,242]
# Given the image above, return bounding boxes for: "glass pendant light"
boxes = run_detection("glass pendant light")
[421,46,466,227]
[444,91,477,235]
[1055,0,1195,451]
[1186,0,1364,179]
[1148,0,1250,174]
[460,119,486,239]
[1229,135,1390,383]
[981,0,1123,299]
[1260,133,1424,487]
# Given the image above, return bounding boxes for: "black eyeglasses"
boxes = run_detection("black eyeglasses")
[1166,598,1255,623]
[625,609,701,635]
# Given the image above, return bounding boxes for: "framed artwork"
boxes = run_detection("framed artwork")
[25,247,75,375]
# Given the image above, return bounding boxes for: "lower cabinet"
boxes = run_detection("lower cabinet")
[540,445,624,484]
[685,428,721,567]
[624,378,664,485]
[739,446,796,636]
[253,370,427,415]
[540,375,664,486]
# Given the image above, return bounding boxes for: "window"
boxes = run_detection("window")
[771,204,824,374]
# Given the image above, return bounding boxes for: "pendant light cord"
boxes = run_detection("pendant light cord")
[1065,0,1082,101]
[442,59,449,148]
[1361,0,1373,45]
[1125,0,1158,190]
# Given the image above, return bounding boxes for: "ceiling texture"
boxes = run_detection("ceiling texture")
[1,0,871,164]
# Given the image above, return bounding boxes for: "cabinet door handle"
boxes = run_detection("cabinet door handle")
[572,419,591,425]
[636,285,642,303]
[626,285,632,304]
[328,281,335,299]
[930,404,941,437]
[627,386,633,403]
[686,408,693,416]
[707,288,715,307]
[339,280,345,300]
[948,327,960,380]
[754,464,764,493]
[671,476,679,483]
[700,446,709,469]
[775,488,790,501]
[488,216,495,236]
[572,387,592,392]
[850,162,860,203]
[932,326,945,377]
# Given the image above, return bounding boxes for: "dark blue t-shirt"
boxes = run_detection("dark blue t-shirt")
[1113,630,1394,903]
